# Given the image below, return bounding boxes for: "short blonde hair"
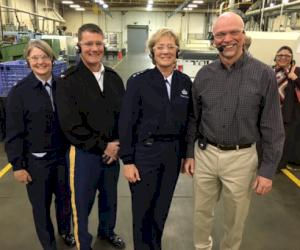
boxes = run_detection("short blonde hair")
[148,28,180,65]
[24,40,56,64]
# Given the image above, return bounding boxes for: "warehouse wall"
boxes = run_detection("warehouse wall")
[63,9,208,49]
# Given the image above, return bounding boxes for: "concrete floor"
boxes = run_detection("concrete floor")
[0,54,300,250]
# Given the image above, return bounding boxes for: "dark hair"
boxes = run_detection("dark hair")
[275,45,294,63]
[276,45,293,56]
[78,23,104,41]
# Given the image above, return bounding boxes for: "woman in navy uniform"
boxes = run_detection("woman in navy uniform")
[119,28,192,250]
[5,40,75,250]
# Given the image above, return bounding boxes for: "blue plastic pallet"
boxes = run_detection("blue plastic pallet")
[0,60,67,97]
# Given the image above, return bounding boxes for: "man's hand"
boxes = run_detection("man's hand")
[252,175,272,195]
[123,164,141,183]
[14,169,32,184]
[183,158,195,177]
[103,141,120,164]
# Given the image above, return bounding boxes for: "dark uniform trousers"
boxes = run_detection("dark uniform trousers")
[72,148,120,250]
[130,140,181,250]
[26,150,71,250]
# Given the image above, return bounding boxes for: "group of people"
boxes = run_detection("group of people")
[5,11,300,250]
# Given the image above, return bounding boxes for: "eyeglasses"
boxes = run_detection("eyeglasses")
[79,41,104,48]
[214,30,244,40]
[154,45,178,51]
[276,54,292,59]
[28,55,52,62]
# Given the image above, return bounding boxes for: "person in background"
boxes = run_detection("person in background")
[184,12,284,250]
[55,23,125,250]
[119,28,192,250]
[244,35,252,51]
[274,45,300,171]
[5,40,75,250]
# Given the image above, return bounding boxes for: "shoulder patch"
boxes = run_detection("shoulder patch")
[131,68,151,78]
[61,65,77,79]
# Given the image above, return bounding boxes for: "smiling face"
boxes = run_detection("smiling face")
[79,31,104,72]
[213,12,245,65]
[275,49,293,68]
[27,47,52,80]
[153,35,177,71]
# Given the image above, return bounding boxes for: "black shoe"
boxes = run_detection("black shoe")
[287,165,300,171]
[61,233,76,247]
[99,233,126,249]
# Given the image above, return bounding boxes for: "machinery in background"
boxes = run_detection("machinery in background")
[0,31,35,61]
[177,39,218,80]
[246,31,300,66]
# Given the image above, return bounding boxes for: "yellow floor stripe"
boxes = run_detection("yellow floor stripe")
[0,164,12,178]
[281,168,300,188]
[69,146,80,249]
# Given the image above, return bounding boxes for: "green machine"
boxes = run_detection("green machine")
[42,38,61,58]
[0,41,27,62]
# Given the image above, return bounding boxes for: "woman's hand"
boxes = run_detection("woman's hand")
[13,169,32,184]
[288,65,298,81]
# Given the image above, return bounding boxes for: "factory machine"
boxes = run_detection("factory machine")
[177,39,218,80]
[246,31,300,66]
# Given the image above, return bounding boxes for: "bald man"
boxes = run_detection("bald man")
[184,12,284,250]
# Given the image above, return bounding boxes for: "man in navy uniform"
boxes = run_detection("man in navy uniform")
[119,28,192,250]
[55,23,125,250]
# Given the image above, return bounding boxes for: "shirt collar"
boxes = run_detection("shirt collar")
[34,73,53,86]
[165,73,173,84]
[219,52,248,71]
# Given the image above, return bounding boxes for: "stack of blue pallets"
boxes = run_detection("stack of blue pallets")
[0,60,67,97]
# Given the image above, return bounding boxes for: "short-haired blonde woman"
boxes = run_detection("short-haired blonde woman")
[119,28,192,250]
[5,40,75,249]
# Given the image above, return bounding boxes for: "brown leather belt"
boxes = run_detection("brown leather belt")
[207,140,252,151]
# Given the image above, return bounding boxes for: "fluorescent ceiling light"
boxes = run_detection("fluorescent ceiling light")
[75,7,85,11]
[282,0,289,3]
[148,0,153,4]
[193,0,203,3]
[70,4,80,7]
[187,4,197,8]
[183,7,192,11]
[62,0,73,4]
[103,3,108,8]
[270,2,275,7]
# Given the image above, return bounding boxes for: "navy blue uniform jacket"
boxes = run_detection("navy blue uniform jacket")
[5,72,68,171]
[55,60,125,154]
[119,67,192,165]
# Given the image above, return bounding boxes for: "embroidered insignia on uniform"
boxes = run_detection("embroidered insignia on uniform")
[181,89,188,95]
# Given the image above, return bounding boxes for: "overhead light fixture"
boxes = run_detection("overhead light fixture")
[187,4,197,8]
[103,3,108,8]
[148,0,154,4]
[193,0,203,3]
[183,7,192,11]
[270,2,275,7]
[282,0,289,3]
[70,4,80,8]
[62,0,73,4]
[75,7,85,11]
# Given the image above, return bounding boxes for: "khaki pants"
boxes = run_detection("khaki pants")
[193,142,257,250]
